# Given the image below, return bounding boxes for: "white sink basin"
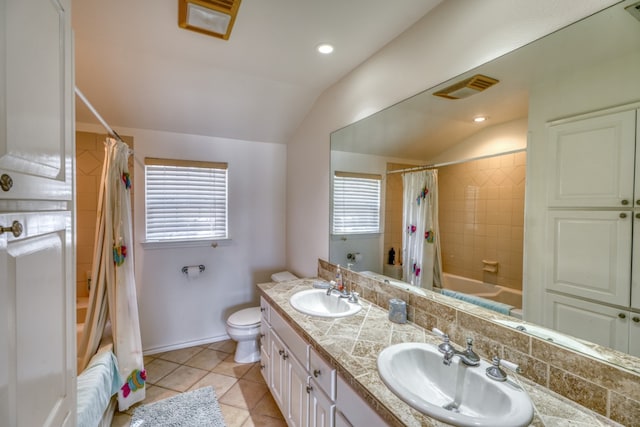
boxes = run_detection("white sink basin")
[289,289,361,318]
[377,343,533,427]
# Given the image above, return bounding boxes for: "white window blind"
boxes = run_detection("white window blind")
[145,158,228,241]
[332,171,381,234]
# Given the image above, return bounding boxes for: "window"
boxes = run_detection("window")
[332,171,382,234]
[145,158,228,242]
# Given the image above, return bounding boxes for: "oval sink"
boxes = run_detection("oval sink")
[377,342,533,427]
[289,289,361,318]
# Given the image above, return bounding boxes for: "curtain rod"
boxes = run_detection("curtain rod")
[74,86,124,142]
[386,148,526,175]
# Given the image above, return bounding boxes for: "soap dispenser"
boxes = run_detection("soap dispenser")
[335,265,344,291]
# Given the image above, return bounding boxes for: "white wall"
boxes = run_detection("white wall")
[77,123,286,353]
[286,0,617,278]
[524,50,640,324]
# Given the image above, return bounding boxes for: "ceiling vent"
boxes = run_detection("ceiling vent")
[626,1,640,22]
[178,0,242,40]
[433,74,499,100]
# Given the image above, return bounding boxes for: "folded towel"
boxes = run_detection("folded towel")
[440,289,514,315]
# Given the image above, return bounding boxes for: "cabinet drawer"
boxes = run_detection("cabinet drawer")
[270,306,309,369]
[310,347,336,400]
[260,296,271,324]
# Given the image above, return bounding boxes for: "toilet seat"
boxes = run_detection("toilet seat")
[227,307,261,328]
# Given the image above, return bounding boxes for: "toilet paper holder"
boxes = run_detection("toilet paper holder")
[181,265,205,275]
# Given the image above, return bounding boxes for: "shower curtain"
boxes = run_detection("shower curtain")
[402,169,443,289]
[78,137,146,410]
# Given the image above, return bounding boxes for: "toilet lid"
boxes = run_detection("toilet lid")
[228,307,261,327]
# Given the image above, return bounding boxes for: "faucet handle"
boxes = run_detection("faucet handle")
[432,328,454,353]
[486,356,521,382]
[348,292,359,303]
[463,338,480,364]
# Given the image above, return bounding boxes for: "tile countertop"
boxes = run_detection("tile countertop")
[258,279,622,427]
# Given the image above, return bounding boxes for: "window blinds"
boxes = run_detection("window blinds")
[145,158,228,241]
[332,171,381,234]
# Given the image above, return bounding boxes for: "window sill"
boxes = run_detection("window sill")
[141,238,231,250]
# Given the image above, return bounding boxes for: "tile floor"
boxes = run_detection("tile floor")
[111,340,286,427]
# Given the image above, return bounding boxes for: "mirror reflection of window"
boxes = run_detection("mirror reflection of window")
[332,171,382,235]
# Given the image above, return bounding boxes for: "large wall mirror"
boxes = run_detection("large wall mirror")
[330,0,640,372]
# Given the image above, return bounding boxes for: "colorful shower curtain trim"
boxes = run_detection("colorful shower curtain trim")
[78,137,145,410]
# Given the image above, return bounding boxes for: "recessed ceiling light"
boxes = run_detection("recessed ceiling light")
[317,43,334,54]
[473,116,487,123]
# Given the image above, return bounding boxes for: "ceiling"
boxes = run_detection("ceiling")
[72,0,442,144]
[331,0,640,161]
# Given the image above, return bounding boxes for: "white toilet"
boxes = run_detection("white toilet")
[226,271,298,363]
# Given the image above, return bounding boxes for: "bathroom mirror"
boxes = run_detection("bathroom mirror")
[330,0,640,370]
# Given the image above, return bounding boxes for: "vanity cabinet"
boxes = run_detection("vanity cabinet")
[544,105,640,355]
[259,296,384,427]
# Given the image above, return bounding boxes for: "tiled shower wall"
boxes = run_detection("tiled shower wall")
[438,151,526,290]
[75,131,134,298]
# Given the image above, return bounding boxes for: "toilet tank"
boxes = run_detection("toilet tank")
[271,271,298,282]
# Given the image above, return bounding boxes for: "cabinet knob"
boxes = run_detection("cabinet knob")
[313,369,321,378]
[620,213,628,219]
[0,174,12,192]
[260,307,266,312]
[618,313,626,319]
[622,199,629,205]
[636,200,640,206]
[306,385,313,394]
[633,316,640,323]
[260,364,265,370]
[636,213,640,219]
[260,333,265,338]
[0,221,23,238]
[282,353,288,360]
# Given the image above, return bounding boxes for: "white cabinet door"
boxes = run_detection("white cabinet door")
[309,378,335,427]
[0,0,73,202]
[0,212,75,426]
[269,330,287,411]
[286,353,309,427]
[547,110,636,208]
[544,292,629,353]
[546,210,631,306]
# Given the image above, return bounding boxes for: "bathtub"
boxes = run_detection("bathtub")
[441,273,523,318]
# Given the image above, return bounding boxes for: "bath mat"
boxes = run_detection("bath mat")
[130,386,226,426]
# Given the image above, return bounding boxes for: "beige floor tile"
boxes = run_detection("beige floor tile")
[212,354,253,378]
[143,355,155,364]
[144,358,180,385]
[155,365,209,392]
[219,379,269,411]
[220,403,250,427]
[241,363,266,384]
[241,414,288,427]
[185,348,228,371]
[189,372,239,397]
[251,392,284,419]
[154,346,205,364]
[110,412,131,427]
[209,339,237,354]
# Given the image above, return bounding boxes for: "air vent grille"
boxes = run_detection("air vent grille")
[433,74,499,100]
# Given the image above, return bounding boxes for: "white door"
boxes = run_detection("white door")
[545,210,631,306]
[0,0,73,202]
[269,331,288,412]
[543,292,629,353]
[286,354,309,427]
[309,379,335,427]
[0,0,75,425]
[547,110,636,208]
[0,212,75,426]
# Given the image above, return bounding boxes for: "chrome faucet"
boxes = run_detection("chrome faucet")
[432,328,480,367]
[326,281,350,298]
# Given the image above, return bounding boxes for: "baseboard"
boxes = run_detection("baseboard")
[143,333,231,356]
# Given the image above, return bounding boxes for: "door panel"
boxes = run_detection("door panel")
[1,211,74,426]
